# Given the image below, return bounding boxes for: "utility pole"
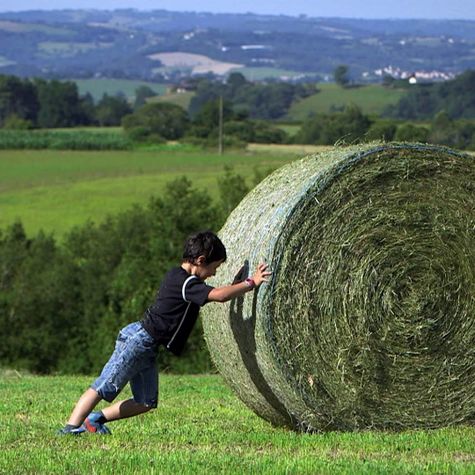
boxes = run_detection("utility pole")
[218,95,223,155]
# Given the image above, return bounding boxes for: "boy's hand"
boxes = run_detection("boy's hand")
[252,263,272,287]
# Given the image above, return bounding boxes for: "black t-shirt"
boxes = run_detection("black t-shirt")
[141,267,214,355]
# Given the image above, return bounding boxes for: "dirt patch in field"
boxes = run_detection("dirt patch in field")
[148,52,243,75]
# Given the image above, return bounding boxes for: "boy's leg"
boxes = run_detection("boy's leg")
[68,322,157,434]
[100,398,152,422]
[99,356,159,422]
[59,325,132,434]
[67,388,102,427]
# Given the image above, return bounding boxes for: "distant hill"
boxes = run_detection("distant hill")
[0,10,474,82]
[287,84,408,119]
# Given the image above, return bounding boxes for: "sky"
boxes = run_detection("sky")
[0,0,474,20]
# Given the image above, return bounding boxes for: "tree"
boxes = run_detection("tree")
[428,112,475,149]
[192,99,234,131]
[251,120,287,144]
[226,72,247,95]
[35,79,91,128]
[217,165,250,219]
[188,79,224,118]
[134,85,158,109]
[122,102,189,140]
[95,94,132,126]
[296,104,371,145]
[334,65,350,87]
[394,123,429,142]
[0,75,39,127]
[233,82,296,119]
[79,92,97,125]
[366,121,397,142]
[385,70,475,120]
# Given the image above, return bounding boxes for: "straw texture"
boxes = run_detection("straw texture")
[202,143,475,431]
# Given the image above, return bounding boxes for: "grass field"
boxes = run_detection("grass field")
[1,372,475,474]
[38,41,111,57]
[73,79,168,102]
[0,146,300,238]
[232,67,313,81]
[287,84,407,120]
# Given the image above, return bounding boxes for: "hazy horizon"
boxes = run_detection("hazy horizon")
[0,0,474,21]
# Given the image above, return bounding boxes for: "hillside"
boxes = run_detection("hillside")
[287,84,408,119]
[0,10,474,82]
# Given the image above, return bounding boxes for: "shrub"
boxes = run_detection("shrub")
[395,123,429,142]
[122,102,189,140]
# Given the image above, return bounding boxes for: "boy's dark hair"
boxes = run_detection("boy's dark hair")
[182,231,227,264]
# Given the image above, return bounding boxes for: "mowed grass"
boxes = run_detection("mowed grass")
[1,372,475,474]
[0,147,299,238]
[288,84,407,120]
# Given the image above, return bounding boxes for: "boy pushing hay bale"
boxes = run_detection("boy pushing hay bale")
[203,143,475,432]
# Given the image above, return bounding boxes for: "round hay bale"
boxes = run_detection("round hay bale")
[202,143,475,432]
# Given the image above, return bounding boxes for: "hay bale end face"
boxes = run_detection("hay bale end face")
[202,143,475,432]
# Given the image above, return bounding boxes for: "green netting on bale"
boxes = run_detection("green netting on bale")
[202,143,475,432]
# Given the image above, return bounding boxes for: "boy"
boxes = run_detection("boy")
[58,230,270,435]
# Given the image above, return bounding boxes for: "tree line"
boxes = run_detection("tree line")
[125,101,475,151]
[0,74,136,129]
[384,70,475,120]
[295,105,475,150]
[0,168,264,375]
[2,72,475,151]
[0,72,314,130]
[120,71,475,150]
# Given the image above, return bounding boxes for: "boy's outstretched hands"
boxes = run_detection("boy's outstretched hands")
[252,263,272,287]
[208,262,272,303]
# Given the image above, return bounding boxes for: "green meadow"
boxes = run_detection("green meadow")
[233,67,309,81]
[73,79,168,102]
[148,83,408,121]
[1,372,474,474]
[288,84,407,120]
[0,146,298,238]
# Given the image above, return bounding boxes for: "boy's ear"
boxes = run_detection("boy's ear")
[195,255,207,266]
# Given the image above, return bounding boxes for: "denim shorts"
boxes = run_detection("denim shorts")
[91,322,159,407]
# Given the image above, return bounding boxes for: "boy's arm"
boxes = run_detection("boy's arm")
[207,263,271,303]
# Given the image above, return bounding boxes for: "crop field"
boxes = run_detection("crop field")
[0,146,300,238]
[148,52,243,76]
[1,372,475,474]
[287,84,407,119]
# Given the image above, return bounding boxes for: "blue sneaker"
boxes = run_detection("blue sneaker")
[57,425,86,436]
[84,412,112,435]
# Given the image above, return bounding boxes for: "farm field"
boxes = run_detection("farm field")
[148,51,242,76]
[73,79,168,102]
[0,146,301,238]
[287,84,407,119]
[233,66,312,81]
[1,372,475,474]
